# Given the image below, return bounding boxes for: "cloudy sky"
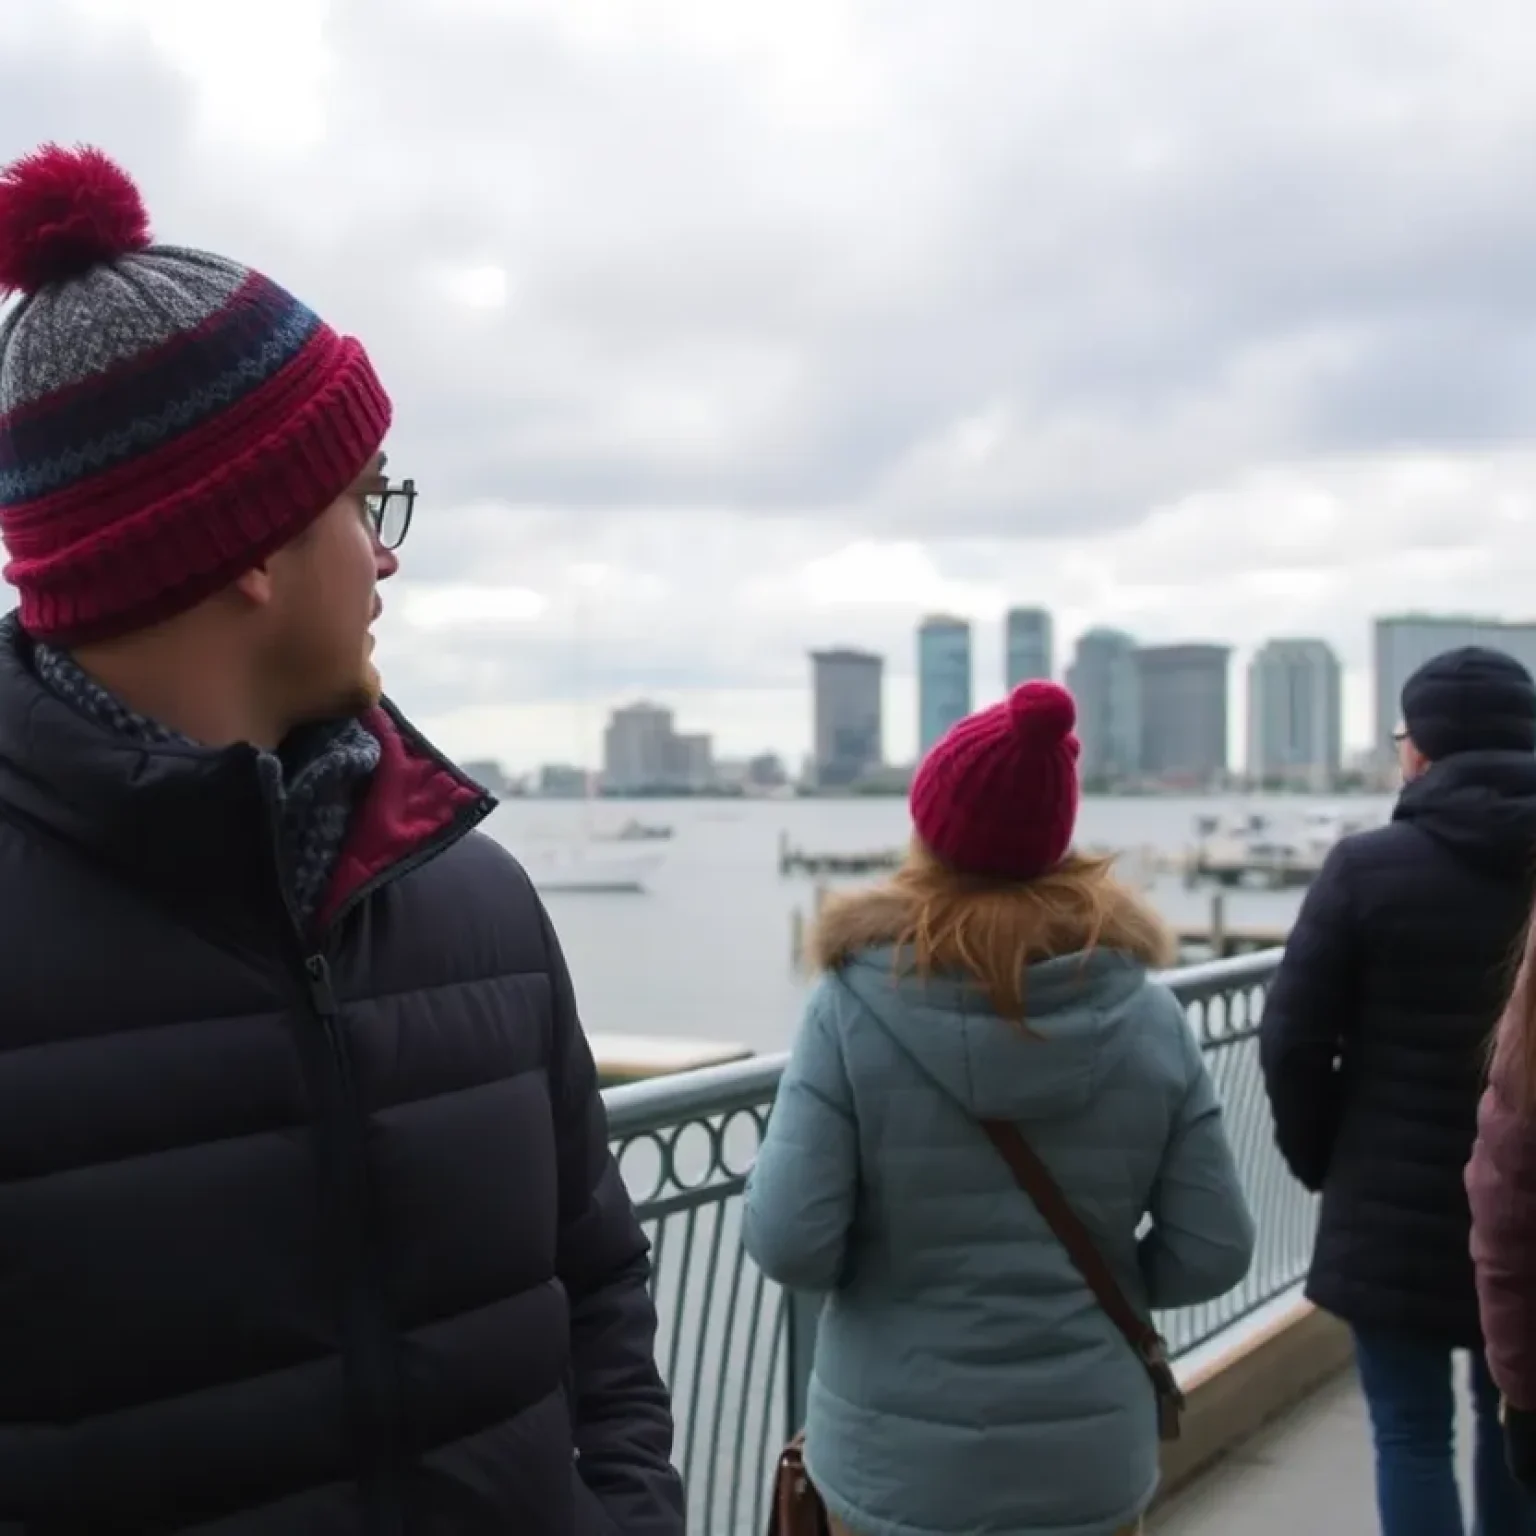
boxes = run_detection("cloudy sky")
[5,0,1536,771]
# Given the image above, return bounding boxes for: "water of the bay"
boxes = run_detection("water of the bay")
[478,794,1395,1053]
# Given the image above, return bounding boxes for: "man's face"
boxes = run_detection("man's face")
[262,453,402,724]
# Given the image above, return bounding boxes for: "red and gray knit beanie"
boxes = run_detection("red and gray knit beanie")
[910,680,1081,880]
[0,143,391,644]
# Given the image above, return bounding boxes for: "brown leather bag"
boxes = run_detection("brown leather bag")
[766,1430,830,1536]
[980,1118,1186,1442]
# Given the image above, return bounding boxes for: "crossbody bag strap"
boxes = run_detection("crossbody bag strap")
[979,1118,1185,1438]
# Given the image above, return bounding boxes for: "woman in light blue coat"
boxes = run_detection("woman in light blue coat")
[744,682,1255,1536]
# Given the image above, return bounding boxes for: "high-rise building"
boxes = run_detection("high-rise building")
[602,703,715,792]
[810,649,885,788]
[1136,643,1231,785]
[602,702,675,792]
[1247,639,1343,790]
[669,733,715,790]
[1005,607,1054,689]
[1066,628,1141,787]
[917,615,973,758]
[1374,615,1536,756]
[459,759,512,798]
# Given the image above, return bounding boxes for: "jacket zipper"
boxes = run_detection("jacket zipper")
[271,779,493,1532]
[300,950,399,1536]
[250,760,393,1530]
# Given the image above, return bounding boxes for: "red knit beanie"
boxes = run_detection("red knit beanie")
[910,680,1081,880]
[0,144,391,643]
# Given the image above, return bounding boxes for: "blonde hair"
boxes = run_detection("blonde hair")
[809,839,1177,1020]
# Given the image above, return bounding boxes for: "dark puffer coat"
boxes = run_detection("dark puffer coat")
[0,620,683,1533]
[1260,749,1536,1346]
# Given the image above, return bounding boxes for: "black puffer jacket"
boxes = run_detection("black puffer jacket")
[0,622,683,1533]
[1260,750,1536,1345]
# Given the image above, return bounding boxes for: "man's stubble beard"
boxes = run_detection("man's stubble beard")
[345,659,384,716]
[302,661,383,727]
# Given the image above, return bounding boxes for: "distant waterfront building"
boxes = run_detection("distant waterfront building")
[1005,607,1054,689]
[602,702,715,792]
[669,732,715,790]
[1066,628,1141,787]
[536,763,590,798]
[746,752,789,789]
[603,702,675,792]
[1374,614,1536,757]
[713,753,789,794]
[459,758,512,797]
[810,648,885,788]
[1136,643,1231,785]
[917,615,973,758]
[1247,639,1343,790]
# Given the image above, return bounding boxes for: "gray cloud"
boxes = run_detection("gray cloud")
[332,0,1536,537]
[0,9,195,180]
[6,0,1536,752]
[12,0,1534,543]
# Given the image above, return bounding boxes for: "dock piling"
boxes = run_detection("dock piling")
[1209,889,1227,959]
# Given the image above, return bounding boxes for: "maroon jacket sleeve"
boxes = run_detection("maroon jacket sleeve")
[1467,979,1536,1412]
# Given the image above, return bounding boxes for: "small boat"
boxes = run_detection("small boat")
[1190,806,1379,889]
[594,819,675,843]
[519,842,663,895]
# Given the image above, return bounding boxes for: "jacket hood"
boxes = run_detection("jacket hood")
[1394,747,1536,880]
[0,611,489,929]
[835,946,1150,1122]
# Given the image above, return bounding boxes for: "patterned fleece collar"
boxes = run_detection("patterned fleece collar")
[32,642,381,932]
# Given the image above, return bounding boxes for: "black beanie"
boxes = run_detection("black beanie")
[1401,646,1536,760]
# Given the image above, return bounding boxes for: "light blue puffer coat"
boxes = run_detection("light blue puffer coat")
[742,946,1255,1536]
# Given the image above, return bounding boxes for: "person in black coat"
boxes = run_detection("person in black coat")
[1261,645,1536,1536]
[0,145,685,1532]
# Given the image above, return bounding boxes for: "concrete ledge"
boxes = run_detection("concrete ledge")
[1155,1300,1353,1505]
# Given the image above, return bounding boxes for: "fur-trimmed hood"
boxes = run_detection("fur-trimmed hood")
[810,854,1176,989]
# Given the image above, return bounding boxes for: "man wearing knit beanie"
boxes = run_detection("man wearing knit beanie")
[0,144,682,1533]
[1260,643,1536,1528]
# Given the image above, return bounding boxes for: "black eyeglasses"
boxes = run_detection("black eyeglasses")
[364,478,416,551]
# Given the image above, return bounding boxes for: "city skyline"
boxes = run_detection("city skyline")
[387,558,1536,777]
[562,608,1536,794]
[19,5,1536,778]
[464,605,1536,780]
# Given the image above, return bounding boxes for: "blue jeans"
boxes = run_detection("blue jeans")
[1354,1326,1536,1536]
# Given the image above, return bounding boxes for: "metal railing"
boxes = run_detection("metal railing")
[602,948,1307,1536]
